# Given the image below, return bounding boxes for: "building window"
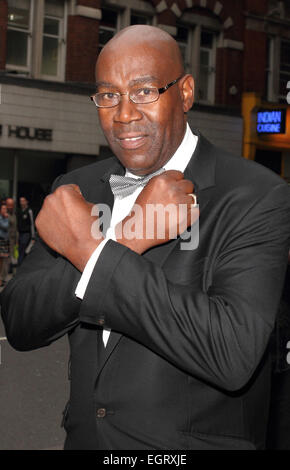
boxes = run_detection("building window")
[265,36,290,103]
[6,0,33,72]
[279,39,290,102]
[6,0,67,80]
[175,25,191,73]
[130,12,152,25]
[98,8,119,55]
[266,37,275,101]
[41,0,66,79]
[98,3,155,55]
[175,25,217,104]
[198,30,216,103]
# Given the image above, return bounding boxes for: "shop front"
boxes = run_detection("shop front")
[0,79,106,214]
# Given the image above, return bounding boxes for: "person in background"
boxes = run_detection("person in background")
[17,196,35,266]
[6,198,18,275]
[0,203,10,287]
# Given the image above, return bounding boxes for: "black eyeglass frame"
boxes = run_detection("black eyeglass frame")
[90,75,185,108]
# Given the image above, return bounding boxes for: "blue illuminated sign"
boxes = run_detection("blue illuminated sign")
[257,109,286,134]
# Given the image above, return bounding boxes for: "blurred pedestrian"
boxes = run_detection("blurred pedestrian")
[6,198,18,274]
[0,203,10,287]
[17,196,35,266]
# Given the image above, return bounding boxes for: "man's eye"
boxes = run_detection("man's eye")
[102,92,116,99]
[136,88,155,96]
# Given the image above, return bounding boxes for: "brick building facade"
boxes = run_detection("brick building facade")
[0,0,289,207]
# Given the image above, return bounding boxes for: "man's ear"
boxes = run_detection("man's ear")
[181,75,194,112]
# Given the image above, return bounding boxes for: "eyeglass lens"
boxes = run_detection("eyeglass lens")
[94,87,160,107]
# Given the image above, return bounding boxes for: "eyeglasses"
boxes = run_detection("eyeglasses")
[90,75,184,108]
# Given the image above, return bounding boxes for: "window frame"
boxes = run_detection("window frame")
[266,36,276,102]
[198,29,217,104]
[98,1,156,54]
[6,0,34,74]
[175,24,192,74]
[175,22,219,105]
[98,7,121,55]
[130,10,153,26]
[40,1,67,82]
[265,35,290,104]
[279,38,290,102]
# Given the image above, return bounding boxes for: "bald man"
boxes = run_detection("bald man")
[1,26,290,450]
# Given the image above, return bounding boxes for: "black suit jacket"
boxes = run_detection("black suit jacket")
[1,130,290,450]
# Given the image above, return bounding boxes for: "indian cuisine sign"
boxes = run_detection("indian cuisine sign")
[256,109,286,135]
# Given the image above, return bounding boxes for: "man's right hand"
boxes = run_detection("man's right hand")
[115,170,199,254]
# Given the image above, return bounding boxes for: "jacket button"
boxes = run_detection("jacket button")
[96,408,106,418]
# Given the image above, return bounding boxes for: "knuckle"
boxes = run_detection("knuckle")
[54,185,72,201]
[53,186,63,198]
[152,174,166,188]
[42,194,52,207]
[54,185,63,193]
[56,184,69,194]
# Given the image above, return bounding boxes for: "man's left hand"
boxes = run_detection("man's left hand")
[35,184,104,271]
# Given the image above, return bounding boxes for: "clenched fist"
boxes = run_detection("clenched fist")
[36,184,104,271]
[115,170,199,254]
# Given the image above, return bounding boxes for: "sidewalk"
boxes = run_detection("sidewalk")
[0,295,70,450]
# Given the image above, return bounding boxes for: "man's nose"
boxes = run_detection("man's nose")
[113,95,143,123]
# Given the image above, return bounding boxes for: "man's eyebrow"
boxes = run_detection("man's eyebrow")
[95,76,160,89]
[95,80,115,88]
[129,75,159,86]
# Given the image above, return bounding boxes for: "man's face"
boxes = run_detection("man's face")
[95,42,190,176]
[20,197,28,209]
[6,198,14,214]
[1,205,7,217]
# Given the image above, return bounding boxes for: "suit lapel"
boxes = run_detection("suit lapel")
[94,131,217,375]
[97,329,122,377]
[86,159,124,231]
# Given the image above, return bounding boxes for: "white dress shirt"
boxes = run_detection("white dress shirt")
[75,123,198,346]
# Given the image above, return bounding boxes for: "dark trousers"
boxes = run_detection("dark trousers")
[266,266,290,449]
[267,370,290,449]
[18,232,31,266]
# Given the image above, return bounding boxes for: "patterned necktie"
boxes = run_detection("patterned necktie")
[109,167,165,199]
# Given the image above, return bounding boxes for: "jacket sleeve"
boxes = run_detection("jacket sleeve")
[0,238,82,351]
[78,183,290,391]
[0,176,81,351]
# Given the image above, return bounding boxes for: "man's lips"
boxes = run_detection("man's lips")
[116,133,148,150]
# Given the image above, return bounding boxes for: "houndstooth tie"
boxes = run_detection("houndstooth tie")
[109,167,165,199]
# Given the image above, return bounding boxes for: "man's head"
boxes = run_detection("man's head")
[0,204,7,217]
[6,198,14,214]
[95,25,194,176]
[19,197,28,210]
